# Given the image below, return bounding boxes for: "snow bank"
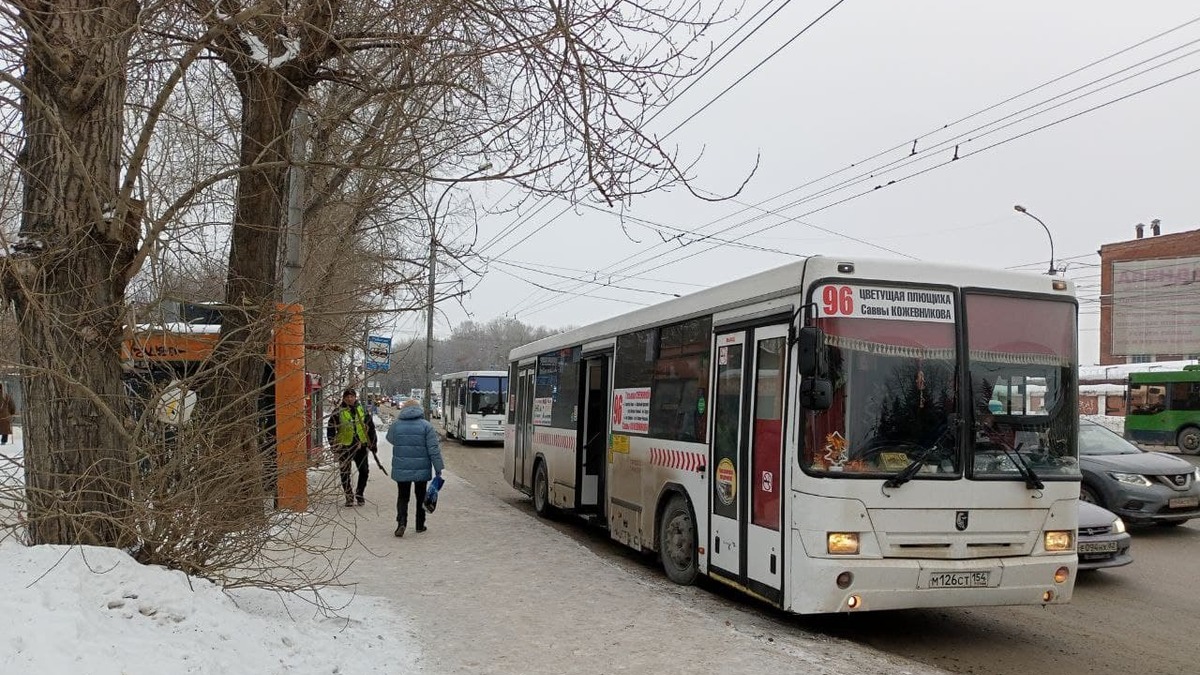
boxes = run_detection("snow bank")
[0,429,419,674]
[0,540,419,674]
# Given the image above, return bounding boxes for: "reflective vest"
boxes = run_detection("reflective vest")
[335,405,369,445]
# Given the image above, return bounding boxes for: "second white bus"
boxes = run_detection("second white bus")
[442,370,508,442]
[504,255,1081,614]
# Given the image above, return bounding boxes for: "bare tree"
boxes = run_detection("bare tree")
[0,1,142,546]
[0,0,735,558]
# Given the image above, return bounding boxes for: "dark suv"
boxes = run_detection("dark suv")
[1078,420,1200,526]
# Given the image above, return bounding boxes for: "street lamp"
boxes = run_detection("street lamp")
[424,162,492,414]
[1013,204,1056,275]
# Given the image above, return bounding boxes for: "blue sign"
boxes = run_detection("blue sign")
[365,336,391,372]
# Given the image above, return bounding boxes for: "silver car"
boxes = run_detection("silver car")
[1076,500,1132,570]
[1078,420,1200,526]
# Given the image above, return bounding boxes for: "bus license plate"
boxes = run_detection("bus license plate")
[1078,541,1118,554]
[1169,496,1199,509]
[926,571,992,589]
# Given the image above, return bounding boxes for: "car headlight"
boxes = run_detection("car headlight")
[1108,472,1153,487]
[1044,530,1073,552]
[1112,518,1126,534]
[1194,468,1200,481]
[469,423,479,430]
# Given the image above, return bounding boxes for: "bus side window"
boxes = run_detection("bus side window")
[1171,382,1200,412]
[1130,384,1166,414]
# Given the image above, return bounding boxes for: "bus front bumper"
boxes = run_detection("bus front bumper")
[789,554,1076,614]
[463,427,505,442]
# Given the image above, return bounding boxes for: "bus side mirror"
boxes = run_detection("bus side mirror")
[799,378,832,411]
[798,326,828,378]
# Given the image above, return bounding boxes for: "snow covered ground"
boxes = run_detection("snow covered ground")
[0,424,942,674]
[0,428,420,674]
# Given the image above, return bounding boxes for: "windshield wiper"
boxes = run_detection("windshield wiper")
[884,416,959,489]
[994,440,1044,491]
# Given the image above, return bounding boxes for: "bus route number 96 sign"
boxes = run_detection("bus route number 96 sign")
[815,284,954,323]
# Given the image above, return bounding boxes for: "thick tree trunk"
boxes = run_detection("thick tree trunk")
[203,68,301,510]
[7,2,140,546]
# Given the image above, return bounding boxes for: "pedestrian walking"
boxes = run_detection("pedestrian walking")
[326,388,377,507]
[386,398,444,537]
[0,383,15,446]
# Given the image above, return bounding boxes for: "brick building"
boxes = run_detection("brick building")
[1099,222,1200,365]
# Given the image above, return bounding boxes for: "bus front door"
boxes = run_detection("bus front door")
[709,324,788,604]
[513,365,536,492]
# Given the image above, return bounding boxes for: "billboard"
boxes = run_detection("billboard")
[365,335,392,371]
[1112,256,1200,356]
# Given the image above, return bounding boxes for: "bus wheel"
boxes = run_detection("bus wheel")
[659,495,698,585]
[533,460,555,517]
[1177,427,1200,455]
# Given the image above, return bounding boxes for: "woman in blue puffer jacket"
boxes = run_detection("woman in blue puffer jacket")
[386,399,444,537]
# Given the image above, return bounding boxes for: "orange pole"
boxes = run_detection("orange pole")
[274,303,308,511]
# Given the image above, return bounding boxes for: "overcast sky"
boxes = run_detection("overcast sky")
[418,1,1200,366]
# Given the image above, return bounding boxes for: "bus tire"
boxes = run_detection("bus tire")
[658,494,698,586]
[1176,427,1200,455]
[533,460,556,518]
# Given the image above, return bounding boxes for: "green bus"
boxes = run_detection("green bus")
[1126,365,1200,454]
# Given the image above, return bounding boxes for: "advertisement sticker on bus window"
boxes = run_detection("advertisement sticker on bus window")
[761,471,773,493]
[716,458,736,506]
[718,346,728,365]
[612,387,651,434]
[532,397,554,426]
[815,284,954,323]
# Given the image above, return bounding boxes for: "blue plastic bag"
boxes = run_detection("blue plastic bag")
[424,475,445,513]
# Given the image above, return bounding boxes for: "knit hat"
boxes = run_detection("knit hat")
[342,388,357,397]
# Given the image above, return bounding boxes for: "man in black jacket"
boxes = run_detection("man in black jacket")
[326,388,378,506]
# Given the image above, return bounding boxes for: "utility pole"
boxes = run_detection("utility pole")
[424,227,437,408]
[424,162,491,414]
[282,108,308,303]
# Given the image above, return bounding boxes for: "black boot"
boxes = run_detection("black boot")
[394,524,406,537]
[344,495,355,507]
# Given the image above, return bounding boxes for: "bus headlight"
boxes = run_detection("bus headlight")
[1044,530,1073,552]
[827,532,859,555]
[469,423,479,430]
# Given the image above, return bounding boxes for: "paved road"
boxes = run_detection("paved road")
[437,430,1200,675]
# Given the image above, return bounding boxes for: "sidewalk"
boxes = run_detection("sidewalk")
[330,437,944,675]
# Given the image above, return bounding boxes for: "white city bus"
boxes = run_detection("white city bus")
[443,370,508,442]
[503,256,1080,614]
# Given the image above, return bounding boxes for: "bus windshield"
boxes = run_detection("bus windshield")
[805,309,960,476]
[467,376,507,415]
[966,294,1078,479]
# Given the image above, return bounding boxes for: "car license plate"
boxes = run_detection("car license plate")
[1078,541,1118,554]
[925,571,992,589]
[1169,496,1200,509]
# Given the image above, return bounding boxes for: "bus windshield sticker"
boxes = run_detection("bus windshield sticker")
[879,452,911,471]
[816,284,954,323]
[613,387,651,434]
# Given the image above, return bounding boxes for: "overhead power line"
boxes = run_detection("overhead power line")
[502,14,1200,318]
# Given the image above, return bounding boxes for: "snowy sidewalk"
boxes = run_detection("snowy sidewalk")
[335,439,944,675]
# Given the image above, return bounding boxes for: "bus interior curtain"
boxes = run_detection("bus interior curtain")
[825,334,955,361]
